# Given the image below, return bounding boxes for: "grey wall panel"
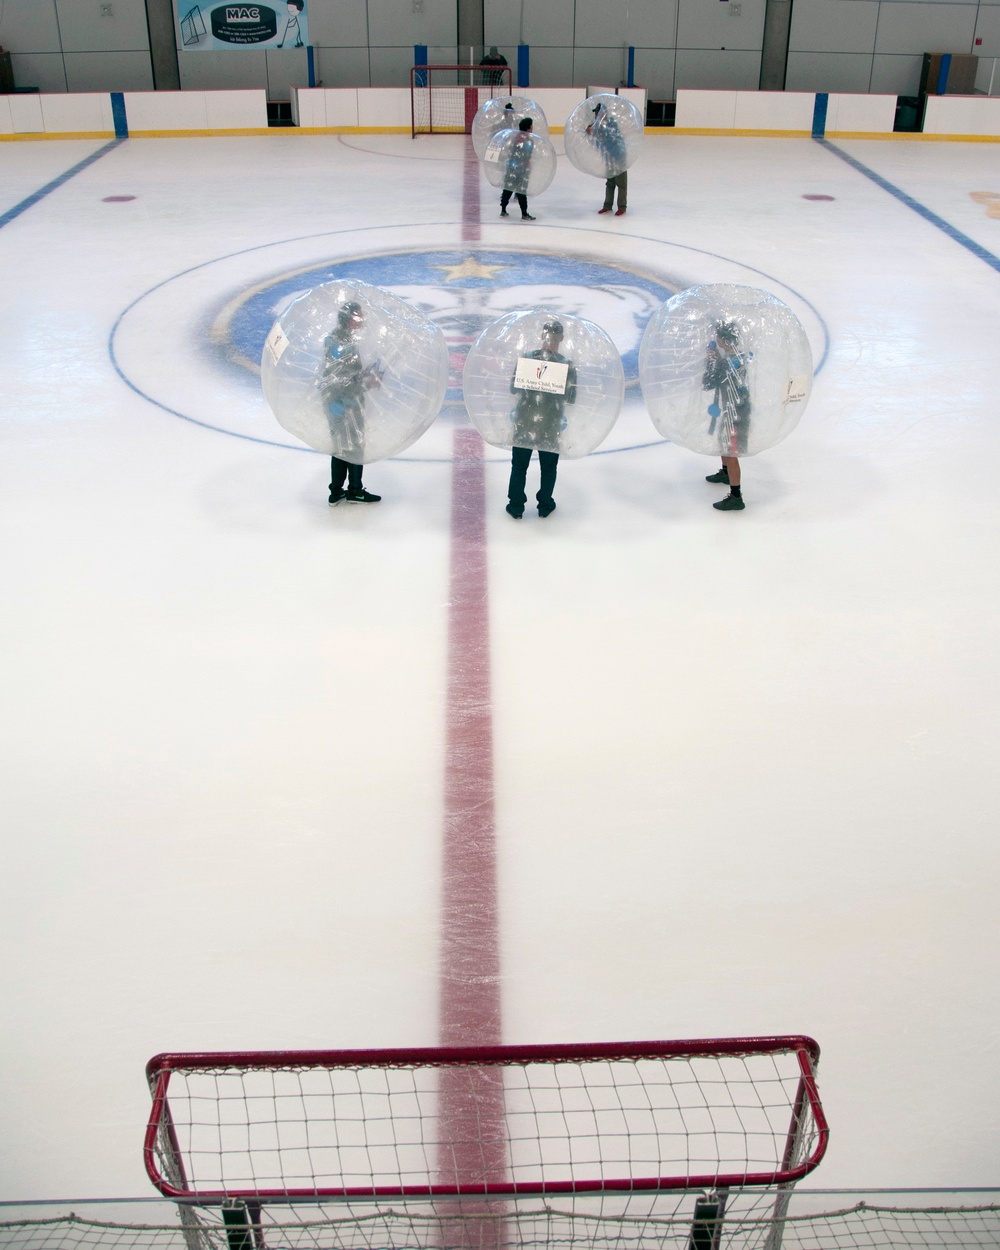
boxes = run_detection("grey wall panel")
[873,1,975,52]
[483,0,521,48]
[869,50,924,90]
[55,0,150,53]
[367,0,456,48]
[178,50,266,89]
[576,0,679,47]
[523,0,576,47]
[265,48,310,99]
[8,52,68,91]
[789,0,878,53]
[677,0,766,52]
[525,45,575,84]
[312,46,371,86]
[785,49,875,90]
[369,44,420,84]
[64,49,153,90]
[0,0,62,54]
[634,47,676,97]
[974,6,1000,55]
[675,47,761,87]
[572,45,629,88]
[307,0,371,48]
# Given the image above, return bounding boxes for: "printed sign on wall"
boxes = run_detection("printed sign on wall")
[176,1,308,50]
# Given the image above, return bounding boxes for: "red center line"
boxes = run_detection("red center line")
[437,136,507,1220]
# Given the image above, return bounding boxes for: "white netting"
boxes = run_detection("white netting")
[411,69,512,135]
[146,1044,824,1199]
[3,1198,1000,1250]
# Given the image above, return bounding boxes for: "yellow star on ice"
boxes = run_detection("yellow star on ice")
[432,256,509,282]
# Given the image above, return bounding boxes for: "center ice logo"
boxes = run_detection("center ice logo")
[214,247,681,402]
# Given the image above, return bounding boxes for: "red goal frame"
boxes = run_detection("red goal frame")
[410,65,514,138]
[144,1037,828,1203]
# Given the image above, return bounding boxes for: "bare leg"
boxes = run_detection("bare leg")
[713,456,745,510]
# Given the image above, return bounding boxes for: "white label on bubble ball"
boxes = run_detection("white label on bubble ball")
[784,375,809,406]
[264,323,290,368]
[484,135,507,163]
[514,358,569,395]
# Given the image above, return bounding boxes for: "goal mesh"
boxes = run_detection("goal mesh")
[144,1039,827,1202]
[4,1200,1000,1250]
[410,67,513,136]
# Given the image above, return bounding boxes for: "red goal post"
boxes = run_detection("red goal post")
[144,1037,828,1203]
[410,65,514,137]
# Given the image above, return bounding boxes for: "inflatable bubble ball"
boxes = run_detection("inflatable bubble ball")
[481,126,558,198]
[472,95,549,160]
[463,310,624,457]
[638,283,814,458]
[261,280,449,463]
[564,93,644,179]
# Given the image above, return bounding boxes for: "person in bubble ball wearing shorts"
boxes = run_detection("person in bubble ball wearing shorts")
[702,320,752,511]
[320,301,383,505]
[506,319,577,519]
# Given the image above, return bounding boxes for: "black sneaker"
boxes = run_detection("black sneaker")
[713,493,745,511]
[522,213,536,220]
[500,209,509,217]
[345,487,381,503]
[537,500,556,517]
[328,490,346,506]
[505,503,523,519]
[705,467,729,484]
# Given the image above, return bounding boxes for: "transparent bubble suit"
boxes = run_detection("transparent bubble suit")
[472,96,549,160]
[639,283,814,457]
[481,128,558,197]
[464,310,625,457]
[261,280,449,464]
[564,93,644,179]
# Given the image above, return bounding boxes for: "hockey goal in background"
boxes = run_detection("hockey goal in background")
[410,65,513,137]
[144,1037,827,1202]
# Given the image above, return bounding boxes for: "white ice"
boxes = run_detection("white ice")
[0,131,998,1201]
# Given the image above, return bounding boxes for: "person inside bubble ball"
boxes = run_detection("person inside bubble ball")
[500,117,536,221]
[320,301,383,505]
[588,102,628,217]
[702,319,752,512]
[506,319,577,519]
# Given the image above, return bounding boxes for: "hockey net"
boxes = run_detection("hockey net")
[410,65,513,137]
[144,1038,827,1202]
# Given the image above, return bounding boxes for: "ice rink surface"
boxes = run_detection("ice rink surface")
[1,128,999,1200]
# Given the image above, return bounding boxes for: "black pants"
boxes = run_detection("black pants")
[602,172,628,209]
[330,457,363,497]
[508,446,558,510]
[500,189,528,217]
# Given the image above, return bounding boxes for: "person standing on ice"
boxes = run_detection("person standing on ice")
[588,102,628,216]
[506,319,577,519]
[320,301,383,505]
[500,118,536,221]
[702,320,752,511]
